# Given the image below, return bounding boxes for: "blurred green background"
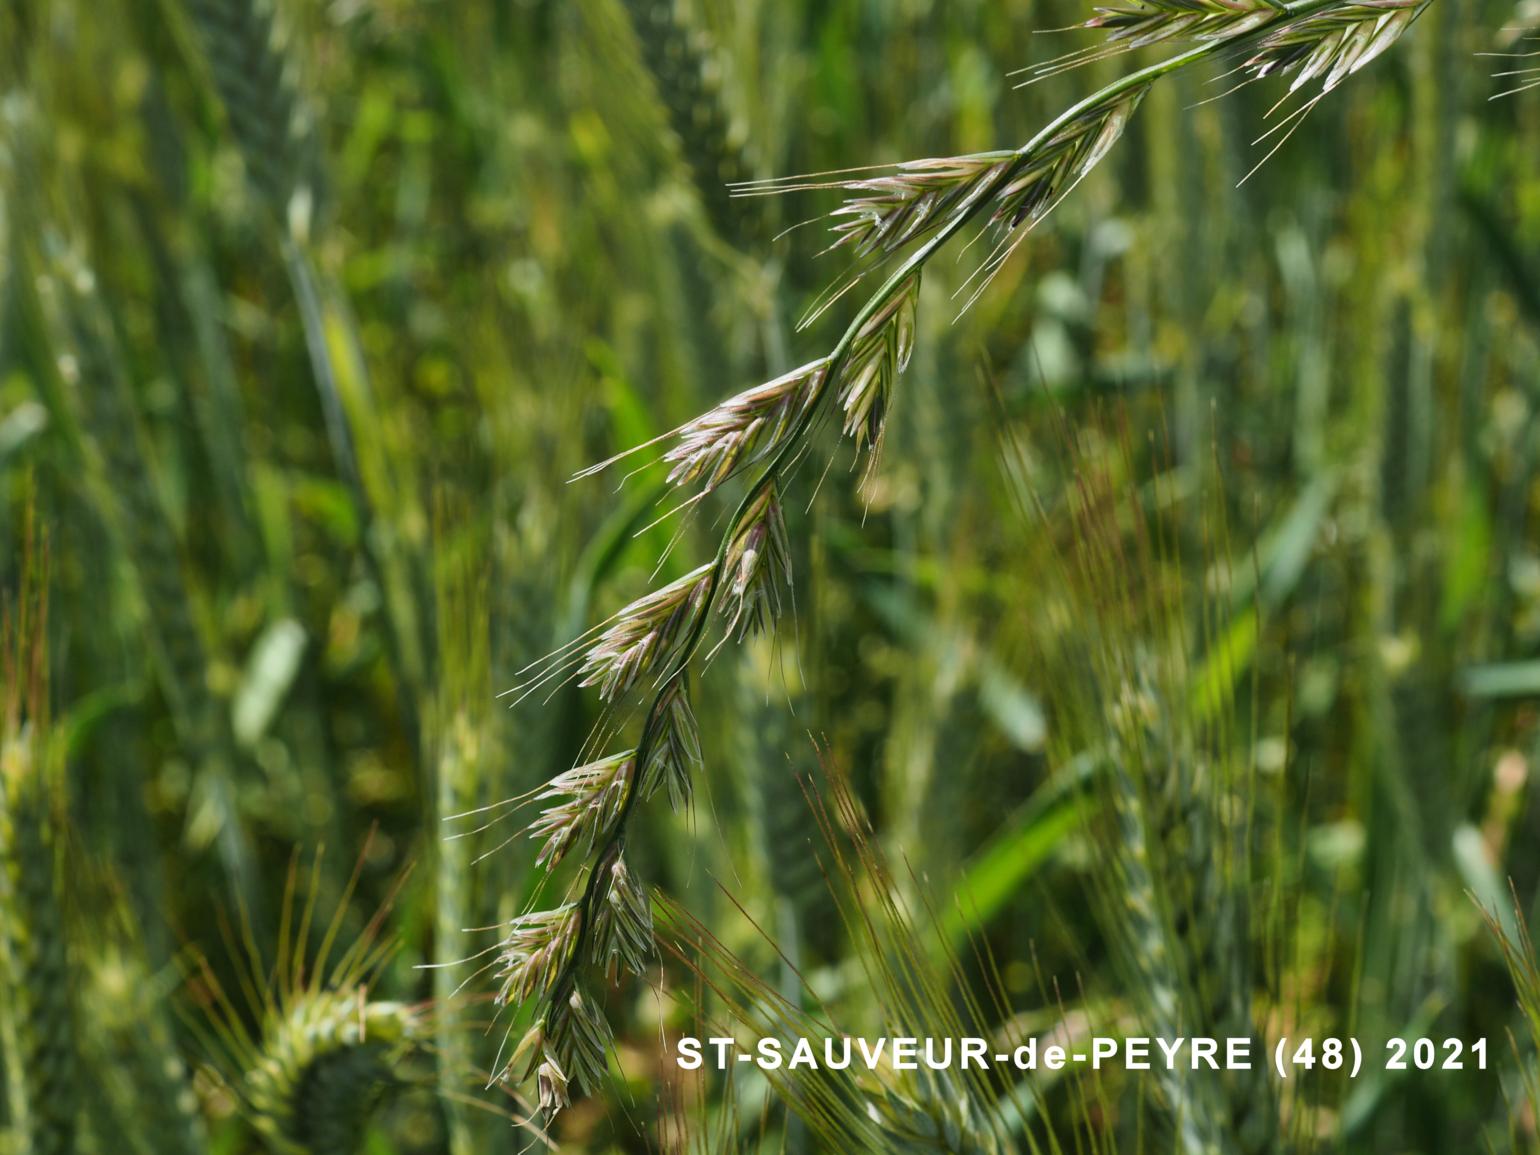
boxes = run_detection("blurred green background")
[4,0,1540,1151]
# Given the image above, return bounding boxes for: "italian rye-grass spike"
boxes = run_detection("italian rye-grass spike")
[489,0,1433,1116]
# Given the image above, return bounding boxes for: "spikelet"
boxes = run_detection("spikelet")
[839,274,921,462]
[824,153,1018,259]
[528,752,636,869]
[545,985,612,1098]
[495,905,581,1008]
[659,359,827,495]
[588,850,655,981]
[509,983,614,1109]
[750,86,1146,270]
[992,91,1147,228]
[1241,1,1429,93]
[721,486,793,641]
[642,681,703,810]
[1064,0,1428,98]
[578,566,712,701]
[1084,0,1285,51]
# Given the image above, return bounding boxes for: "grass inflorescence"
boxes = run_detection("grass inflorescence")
[489,0,1436,1119]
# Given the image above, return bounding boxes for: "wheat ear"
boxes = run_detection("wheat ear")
[620,0,765,248]
[185,846,437,1155]
[179,0,320,236]
[242,993,421,1155]
[1100,685,1279,1155]
[26,240,260,907]
[0,539,78,1155]
[0,733,76,1155]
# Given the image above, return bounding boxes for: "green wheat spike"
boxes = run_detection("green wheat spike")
[82,946,206,1155]
[177,0,432,738]
[0,728,77,1155]
[29,242,258,907]
[180,0,321,236]
[246,993,419,1155]
[621,0,766,249]
[738,642,824,931]
[1103,682,1280,1155]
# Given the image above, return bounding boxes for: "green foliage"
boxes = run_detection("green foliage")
[4,0,1540,1151]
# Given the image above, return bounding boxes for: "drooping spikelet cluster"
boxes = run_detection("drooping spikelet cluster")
[1043,0,1429,91]
[490,0,1434,1118]
[489,561,720,1111]
[495,847,656,1113]
[513,984,614,1116]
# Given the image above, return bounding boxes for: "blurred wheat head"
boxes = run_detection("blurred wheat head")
[184,850,439,1153]
[1033,424,1287,1153]
[0,524,77,1155]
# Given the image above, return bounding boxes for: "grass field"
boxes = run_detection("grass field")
[4,1,1540,1151]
